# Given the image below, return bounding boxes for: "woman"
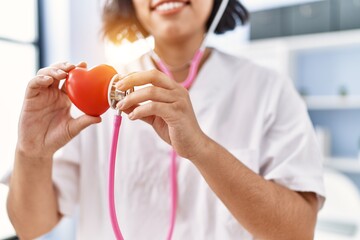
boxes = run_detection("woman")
[6,0,325,239]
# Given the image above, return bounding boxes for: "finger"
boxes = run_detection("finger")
[37,67,68,89]
[37,62,75,85]
[76,61,87,68]
[121,104,137,114]
[37,67,68,79]
[67,115,102,139]
[60,62,87,94]
[25,75,54,99]
[128,102,172,121]
[116,69,176,91]
[49,61,76,72]
[120,104,155,125]
[117,86,176,111]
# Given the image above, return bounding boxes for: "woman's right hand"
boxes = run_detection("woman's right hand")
[17,62,101,160]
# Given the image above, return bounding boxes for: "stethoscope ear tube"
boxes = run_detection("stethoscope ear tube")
[200,0,230,51]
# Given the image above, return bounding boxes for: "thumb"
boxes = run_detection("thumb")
[68,115,102,138]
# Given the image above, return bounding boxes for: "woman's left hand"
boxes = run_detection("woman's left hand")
[116,69,208,159]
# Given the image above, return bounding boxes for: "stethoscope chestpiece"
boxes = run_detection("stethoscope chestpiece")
[108,74,134,115]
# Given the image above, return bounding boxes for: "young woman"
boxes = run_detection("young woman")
[6,0,325,239]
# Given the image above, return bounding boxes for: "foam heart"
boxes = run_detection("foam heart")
[66,64,118,116]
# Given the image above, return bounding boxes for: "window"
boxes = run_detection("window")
[0,0,41,178]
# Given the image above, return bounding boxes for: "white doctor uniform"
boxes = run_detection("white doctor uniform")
[2,48,326,239]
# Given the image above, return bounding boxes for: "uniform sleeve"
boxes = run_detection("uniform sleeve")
[260,74,326,209]
[0,170,11,186]
[0,131,81,217]
[52,133,81,217]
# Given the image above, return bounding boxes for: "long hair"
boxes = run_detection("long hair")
[102,0,249,43]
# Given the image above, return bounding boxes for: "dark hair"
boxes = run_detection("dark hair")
[102,0,249,43]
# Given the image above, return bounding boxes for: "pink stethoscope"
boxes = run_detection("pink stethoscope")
[108,0,229,239]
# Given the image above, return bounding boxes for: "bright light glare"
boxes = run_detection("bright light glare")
[0,0,38,42]
[104,37,154,66]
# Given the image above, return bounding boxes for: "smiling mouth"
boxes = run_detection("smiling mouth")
[152,1,190,12]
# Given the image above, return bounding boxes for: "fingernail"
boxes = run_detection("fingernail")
[116,80,124,89]
[57,69,66,75]
[65,62,73,67]
[42,76,52,81]
[128,112,134,120]
[116,100,124,109]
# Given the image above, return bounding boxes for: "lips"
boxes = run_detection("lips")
[151,0,190,12]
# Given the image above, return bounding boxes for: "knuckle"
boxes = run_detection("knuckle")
[132,107,141,118]
[181,89,190,101]
[66,123,74,140]
[30,75,43,84]
[147,87,157,97]
[27,79,35,88]
[123,74,134,85]
[122,95,130,105]
[37,67,54,76]
[149,69,158,76]
[173,101,185,112]
[148,102,157,112]
[32,75,42,81]
[36,68,46,75]
[149,69,159,81]
[172,88,185,100]
[179,86,188,95]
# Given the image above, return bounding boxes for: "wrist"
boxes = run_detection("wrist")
[187,133,214,164]
[12,148,54,187]
[15,145,53,165]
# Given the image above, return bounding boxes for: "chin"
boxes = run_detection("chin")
[153,24,194,42]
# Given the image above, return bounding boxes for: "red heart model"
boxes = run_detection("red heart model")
[66,64,118,116]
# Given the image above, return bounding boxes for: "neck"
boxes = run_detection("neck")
[155,30,204,67]
[153,31,207,83]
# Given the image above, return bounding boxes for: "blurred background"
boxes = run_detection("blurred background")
[1,0,360,239]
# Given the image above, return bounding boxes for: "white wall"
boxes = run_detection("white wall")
[242,0,324,11]
[42,0,106,67]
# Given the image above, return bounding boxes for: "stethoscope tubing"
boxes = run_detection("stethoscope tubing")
[108,0,229,239]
